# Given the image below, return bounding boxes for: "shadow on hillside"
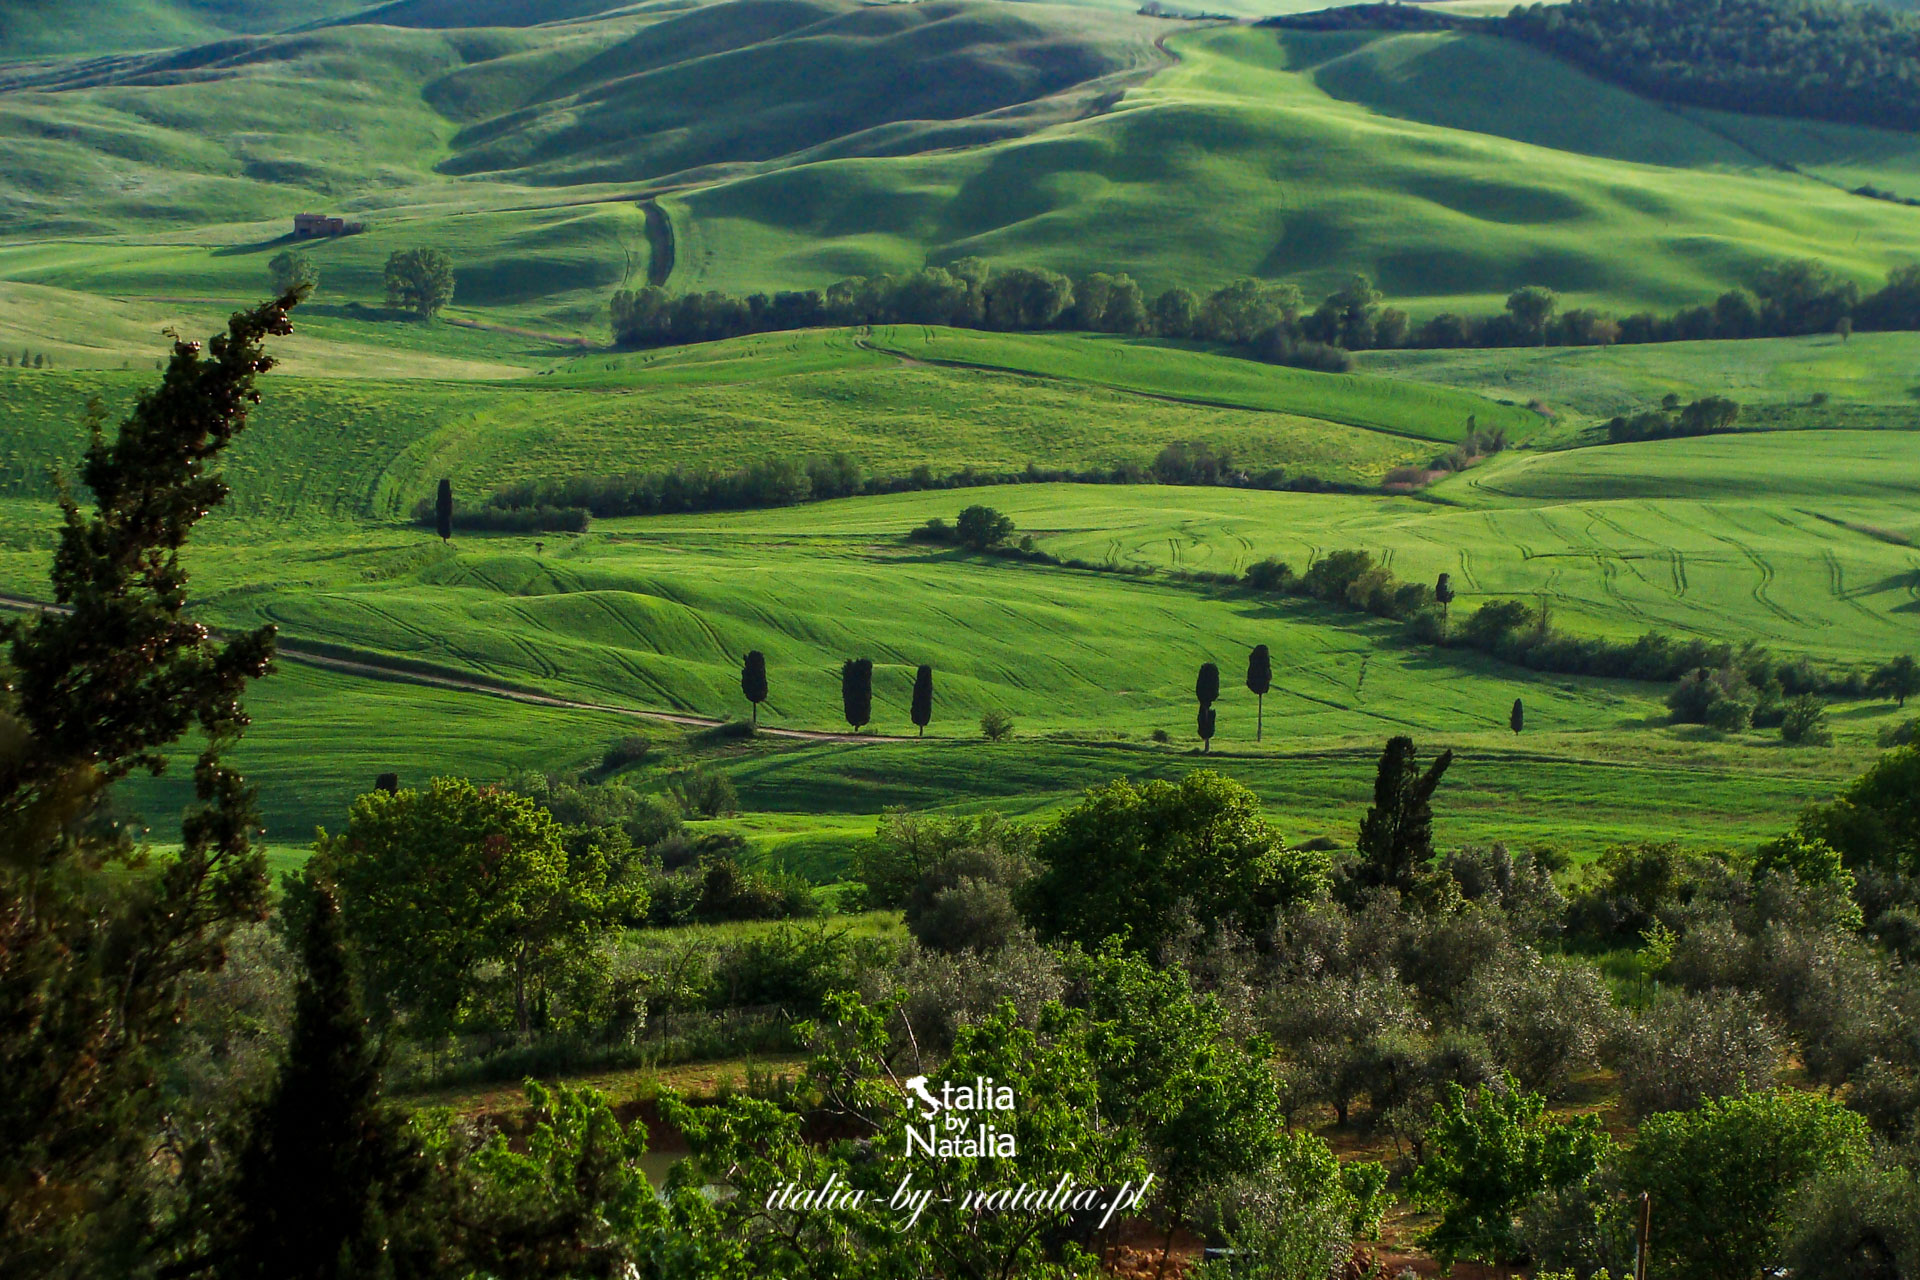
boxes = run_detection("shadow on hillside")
[211,235,300,258]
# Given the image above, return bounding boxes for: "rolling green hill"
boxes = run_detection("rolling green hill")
[0,0,374,60]
[665,26,1920,307]
[11,8,1920,339]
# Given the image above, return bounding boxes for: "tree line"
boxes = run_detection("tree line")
[1274,0,1920,136]
[611,262,1359,371]
[1502,0,1920,133]
[612,256,1920,364]
[423,443,1360,534]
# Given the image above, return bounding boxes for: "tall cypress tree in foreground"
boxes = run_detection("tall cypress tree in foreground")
[1245,645,1271,741]
[434,478,453,543]
[841,659,873,732]
[741,650,768,725]
[211,887,423,1280]
[1510,698,1525,735]
[910,664,934,736]
[1,294,296,1271]
[1197,703,1216,754]
[1354,736,1453,896]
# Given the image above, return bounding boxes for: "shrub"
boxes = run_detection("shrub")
[1242,557,1296,591]
[1460,952,1610,1097]
[1407,1074,1610,1266]
[1607,989,1781,1119]
[1781,1166,1920,1280]
[667,769,738,818]
[903,844,1035,954]
[1780,693,1833,745]
[1022,771,1329,956]
[600,735,652,771]
[1619,1090,1872,1280]
[980,709,1015,741]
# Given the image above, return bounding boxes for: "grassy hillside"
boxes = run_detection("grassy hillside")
[0,0,373,60]
[667,26,1920,307]
[12,12,1920,337]
[0,329,1513,528]
[858,326,1543,442]
[1359,330,1920,422]
[435,0,1165,187]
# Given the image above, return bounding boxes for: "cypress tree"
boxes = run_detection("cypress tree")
[212,886,423,1280]
[741,650,768,725]
[1245,645,1272,741]
[1198,703,1216,754]
[374,773,398,795]
[841,658,873,732]
[1510,698,1524,735]
[1435,572,1455,636]
[1354,736,1453,895]
[2,296,294,1270]
[1196,661,1220,708]
[910,664,934,736]
[434,478,453,544]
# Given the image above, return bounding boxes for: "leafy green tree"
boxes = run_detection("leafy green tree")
[910,663,933,736]
[1246,644,1272,741]
[1795,746,1920,876]
[1078,947,1298,1271]
[1022,771,1329,954]
[1408,1074,1609,1265]
[207,886,425,1280]
[1353,736,1454,895]
[311,778,638,1042]
[434,478,452,543]
[1869,654,1920,708]
[1197,1130,1388,1280]
[267,250,318,297]
[1150,286,1200,338]
[955,504,1014,551]
[0,295,296,1272]
[1506,285,1559,344]
[840,658,874,732]
[425,1080,669,1277]
[663,991,1146,1279]
[741,649,768,725]
[1510,698,1524,735]
[1618,1089,1871,1280]
[383,248,454,320]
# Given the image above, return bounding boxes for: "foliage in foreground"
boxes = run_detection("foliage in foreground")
[0,295,296,1273]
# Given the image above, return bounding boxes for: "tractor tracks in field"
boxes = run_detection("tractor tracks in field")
[0,593,880,744]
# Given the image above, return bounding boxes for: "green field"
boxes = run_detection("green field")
[12,7,1920,349]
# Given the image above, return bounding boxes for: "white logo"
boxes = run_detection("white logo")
[904,1075,944,1120]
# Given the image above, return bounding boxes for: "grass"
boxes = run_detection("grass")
[1359,330,1920,423]
[666,26,1920,306]
[858,326,1541,442]
[12,12,1920,345]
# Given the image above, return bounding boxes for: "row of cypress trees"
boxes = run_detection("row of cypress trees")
[742,651,937,735]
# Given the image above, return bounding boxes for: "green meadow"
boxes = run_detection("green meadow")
[6,0,1920,874]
